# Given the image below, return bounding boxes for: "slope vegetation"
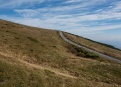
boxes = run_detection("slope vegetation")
[64,32,121,60]
[0,19,121,87]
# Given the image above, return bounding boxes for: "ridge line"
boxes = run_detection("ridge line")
[59,31,121,64]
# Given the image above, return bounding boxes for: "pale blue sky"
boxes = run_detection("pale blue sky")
[0,0,121,48]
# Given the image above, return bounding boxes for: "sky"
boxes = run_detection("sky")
[0,0,121,49]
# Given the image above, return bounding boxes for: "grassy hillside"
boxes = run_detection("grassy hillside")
[0,19,121,87]
[64,32,121,60]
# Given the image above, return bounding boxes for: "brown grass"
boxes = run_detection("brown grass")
[64,32,121,60]
[0,19,121,87]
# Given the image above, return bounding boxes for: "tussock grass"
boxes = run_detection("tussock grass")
[0,19,121,87]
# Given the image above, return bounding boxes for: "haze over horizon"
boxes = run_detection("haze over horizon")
[0,0,121,49]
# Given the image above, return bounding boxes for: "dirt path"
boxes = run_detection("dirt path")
[0,51,76,79]
[59,31,121,64]
[18,59,76,78]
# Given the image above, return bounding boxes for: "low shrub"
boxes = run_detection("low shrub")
[68,45,99,59]
[86,52,99,58]
[77,52,85,57]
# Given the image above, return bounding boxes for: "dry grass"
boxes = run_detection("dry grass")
[0,19,121,87]
[64,32,121,60]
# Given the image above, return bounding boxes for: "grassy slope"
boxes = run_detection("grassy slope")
[0,19,121,87]
[64,32,121,60]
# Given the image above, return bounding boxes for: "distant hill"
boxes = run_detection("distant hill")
[0,19,121,87]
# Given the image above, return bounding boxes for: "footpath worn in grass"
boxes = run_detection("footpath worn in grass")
[0,19,121,87]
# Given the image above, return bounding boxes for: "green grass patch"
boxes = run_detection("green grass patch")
[67,45,99,59]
